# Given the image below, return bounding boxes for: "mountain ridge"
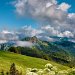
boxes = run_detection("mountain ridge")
[0,36,75,67]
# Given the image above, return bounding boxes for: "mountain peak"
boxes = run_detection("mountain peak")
[22,36,39,43]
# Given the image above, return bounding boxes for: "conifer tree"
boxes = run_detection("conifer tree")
[10,63,16,75]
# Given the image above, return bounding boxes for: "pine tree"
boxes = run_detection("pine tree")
[10,63,16,75]
[9,63,21,75]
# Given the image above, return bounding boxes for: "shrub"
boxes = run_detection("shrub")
[8,47,19,54]
[45,63,53,69]
[31,68,38,72]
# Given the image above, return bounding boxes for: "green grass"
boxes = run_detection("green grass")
[0,51,70,74]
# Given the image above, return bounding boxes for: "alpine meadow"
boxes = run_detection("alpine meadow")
[0,0,75,75]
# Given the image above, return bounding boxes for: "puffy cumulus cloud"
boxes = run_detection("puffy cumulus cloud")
[40,25,59,36]
[68,13,75,18]
[39,25,74,38]
[18,25,74,40]
[68,13,75,24]
[1,30,13,34]
[0,30,19,41]
[66,13,75,34]
[58,2,71,11]
[14,0,27,15]
[0,25,74,42]
[0,26,43,42]
[45,6,67,21]
[13,0,67,22]
[14,0,57,16]
[58,31,74,38]
[11,0,75,39]
[36,25,74,40]
[63,31,74,37]
[0,40,8,44]
[18,25,43,37]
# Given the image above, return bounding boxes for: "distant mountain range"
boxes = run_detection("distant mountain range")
[22,36,75,56]
[0,36,75,65]
[53,37,75,56]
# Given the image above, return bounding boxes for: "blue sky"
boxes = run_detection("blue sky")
[0,0,38,30]
[0,0,75,30]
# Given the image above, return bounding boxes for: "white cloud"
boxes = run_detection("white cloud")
[14,0,27,15]
[13,0,58,17]
[62,31,74,37]
[40,25,74,38]
[15,41,33,47]
[10,0,75,40]
[68,13,75,18]
[0,30,19,41]
[41,25,59,36]
[58,31,74,38]
[0,40,8,44]
[18,25,43,37]
[1,30,13,34]
[0,25,74,42]
[13,0,69,25]
[58,2,71,11]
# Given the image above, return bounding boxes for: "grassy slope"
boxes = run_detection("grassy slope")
[0,51,70,74]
